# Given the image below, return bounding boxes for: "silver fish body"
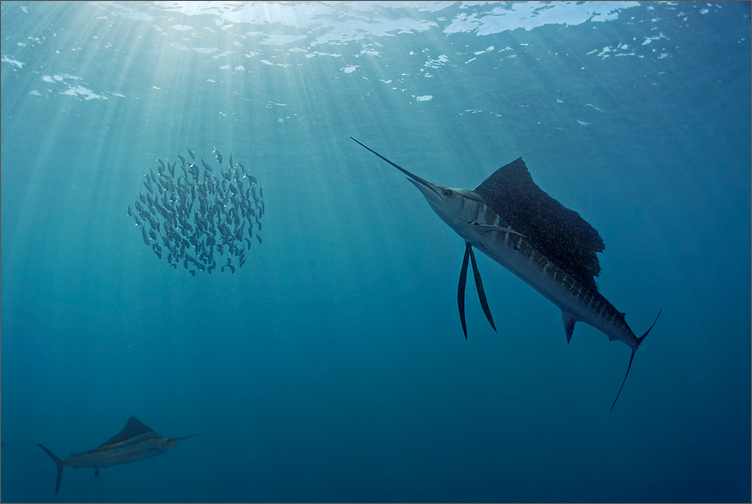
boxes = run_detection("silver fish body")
[351,138,660,409]
[414,182,638,348]
[38,417,200,494]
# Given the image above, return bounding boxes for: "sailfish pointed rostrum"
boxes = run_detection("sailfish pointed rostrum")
[351,137,660,409]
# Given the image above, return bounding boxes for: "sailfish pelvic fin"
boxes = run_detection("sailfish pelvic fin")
[468,245,496,333]
[457,242,497,339]
[458,243,471,339]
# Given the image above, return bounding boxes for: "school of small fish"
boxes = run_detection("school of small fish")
[128,146,264,275]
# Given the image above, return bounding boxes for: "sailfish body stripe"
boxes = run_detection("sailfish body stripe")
[65,433,167,469]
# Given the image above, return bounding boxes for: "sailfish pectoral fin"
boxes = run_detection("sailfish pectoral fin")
[457,242,471,339]
[475,224,524,237]
[468,245,497,333]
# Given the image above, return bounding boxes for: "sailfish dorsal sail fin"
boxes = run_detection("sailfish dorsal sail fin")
[474,157,605,291]
[97,416,157,448]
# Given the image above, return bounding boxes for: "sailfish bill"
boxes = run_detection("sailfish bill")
[38,416,201,494]
[351,137,661,409]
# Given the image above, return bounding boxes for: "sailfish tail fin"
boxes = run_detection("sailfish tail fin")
[610,309,662,411]
[637,309,662,346]
[38,443,65,494]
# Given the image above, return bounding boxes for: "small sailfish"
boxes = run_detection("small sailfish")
[38,416,201,494]
[351,137,660,409]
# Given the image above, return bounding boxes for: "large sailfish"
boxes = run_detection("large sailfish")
[351,138,660,409]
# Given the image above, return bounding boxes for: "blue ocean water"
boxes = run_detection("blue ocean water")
[1,1,750,502]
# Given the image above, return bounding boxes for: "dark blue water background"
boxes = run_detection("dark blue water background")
[2,2,750,502]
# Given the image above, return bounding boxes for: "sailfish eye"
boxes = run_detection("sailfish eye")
[442,189,452,197]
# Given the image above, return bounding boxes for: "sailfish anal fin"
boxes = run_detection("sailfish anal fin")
[457,242,497,338]
[562,311,577,343]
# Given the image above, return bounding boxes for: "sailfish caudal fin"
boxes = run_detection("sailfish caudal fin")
[38,443,65,494]
[610,310,662,411]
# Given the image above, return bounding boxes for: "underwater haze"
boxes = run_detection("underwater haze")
[1,1,750,502]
